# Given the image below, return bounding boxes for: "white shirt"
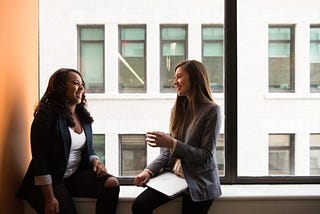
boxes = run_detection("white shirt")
[63,127,86,178]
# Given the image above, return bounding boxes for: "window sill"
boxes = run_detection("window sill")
[264,93,320,100]
[72,184,320,202]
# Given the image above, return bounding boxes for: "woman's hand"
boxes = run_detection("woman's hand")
[146,131,175,149]
[44,197,60,214]
[134,170,151,187]
[40,184,59,214]
[92,159,107,177]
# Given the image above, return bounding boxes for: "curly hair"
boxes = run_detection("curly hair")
[34,68,93,126]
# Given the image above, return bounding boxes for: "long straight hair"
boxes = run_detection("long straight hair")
[170,60,214,139]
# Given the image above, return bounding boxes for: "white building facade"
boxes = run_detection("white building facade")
[39,0,320,179]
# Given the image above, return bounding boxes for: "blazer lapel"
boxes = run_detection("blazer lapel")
[58,116,71,162]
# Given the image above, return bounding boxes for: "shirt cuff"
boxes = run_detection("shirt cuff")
[34,175,52,186]
[90,155,99,162]
[144,168,153,177]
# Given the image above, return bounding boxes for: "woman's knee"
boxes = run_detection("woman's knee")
[104,176,119,188]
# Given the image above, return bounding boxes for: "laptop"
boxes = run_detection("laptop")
[146,172,188,197]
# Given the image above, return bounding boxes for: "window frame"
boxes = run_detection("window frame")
[268,134,295,176]
[119,134,147,178]
[201,24,224,93]
[118,25,147,93]
[310,133,320,175]
[77,25,105,93]
[310,24,320,92]
[268,25,295,93]
[159,24,188,93]
[119,0,320,185]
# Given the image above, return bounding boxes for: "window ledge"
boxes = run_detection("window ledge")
[73,184,320,202]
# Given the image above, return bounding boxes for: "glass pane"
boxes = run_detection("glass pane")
[269,150,290,175]
[269,28,291,40]
[81,28,104,41]
[269,43,290,57]
[93,134,105,164]
[120,135,146,176]
[269,135,290,147]
[310,150,320,175]
[203,43,223,57]
[310,27,320,40]
[122,43,144,57]
[217,134,225,176]
[120,57,145,90]
[162,28,186,40]
[40,0,225,180]
[203,27,223,40]
[121,28,145,40]
[81,43,104,92]
[162,43,185,56]
[310,134,320,146]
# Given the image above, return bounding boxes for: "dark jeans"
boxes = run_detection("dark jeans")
[132,188,214,214]
[27,168,119,214]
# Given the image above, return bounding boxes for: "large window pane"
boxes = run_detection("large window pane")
[120,134,146,176]
[93,134,105,165]
[310,25,320,92]
[310,134,320,175]
[202,25,224,92]
[119,26,146,92]
[268,26,295,92]
[78,26,105,93]
[160,25,187,92]
[269,134,295,175]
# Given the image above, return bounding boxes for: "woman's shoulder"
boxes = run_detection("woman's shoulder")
[201,102,220,112]
[33,107,59,123]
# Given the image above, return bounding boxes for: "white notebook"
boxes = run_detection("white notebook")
[146,172,188,197]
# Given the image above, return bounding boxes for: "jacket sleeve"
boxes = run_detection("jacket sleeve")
[173,104,222,165]
[30,109,56,184]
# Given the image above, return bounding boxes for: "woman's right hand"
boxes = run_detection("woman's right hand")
[41,184,60,214]
[44,197,60,214]
[134,170,151,187]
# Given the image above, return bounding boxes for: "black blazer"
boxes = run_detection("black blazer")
[17,108,96,199]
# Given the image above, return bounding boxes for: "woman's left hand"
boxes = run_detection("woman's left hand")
[146,131,174,149]
[92,160,107,177]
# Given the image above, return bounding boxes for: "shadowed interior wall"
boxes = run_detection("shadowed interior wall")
[0,0,38,213]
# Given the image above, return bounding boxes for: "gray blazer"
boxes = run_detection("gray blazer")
[147,103,222,202]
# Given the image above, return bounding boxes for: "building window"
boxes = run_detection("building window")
[310,134,320,175]
[119,25,146,93]
[160,25,187,92]
[119,134,146,176]
[269,134,295,175]
[216,134,225,176]
[310,25,320,92]
[93,134,105,165]
[268,26,295,92]
[202,25,224,92]
[78,26,105,93]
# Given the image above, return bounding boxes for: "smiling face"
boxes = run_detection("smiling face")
[174,67,191,99]
[65,71,85,106]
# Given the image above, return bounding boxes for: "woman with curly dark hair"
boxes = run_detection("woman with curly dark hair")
[17,68,119,214]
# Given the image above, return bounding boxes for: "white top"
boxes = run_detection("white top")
[64,127,86,178]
